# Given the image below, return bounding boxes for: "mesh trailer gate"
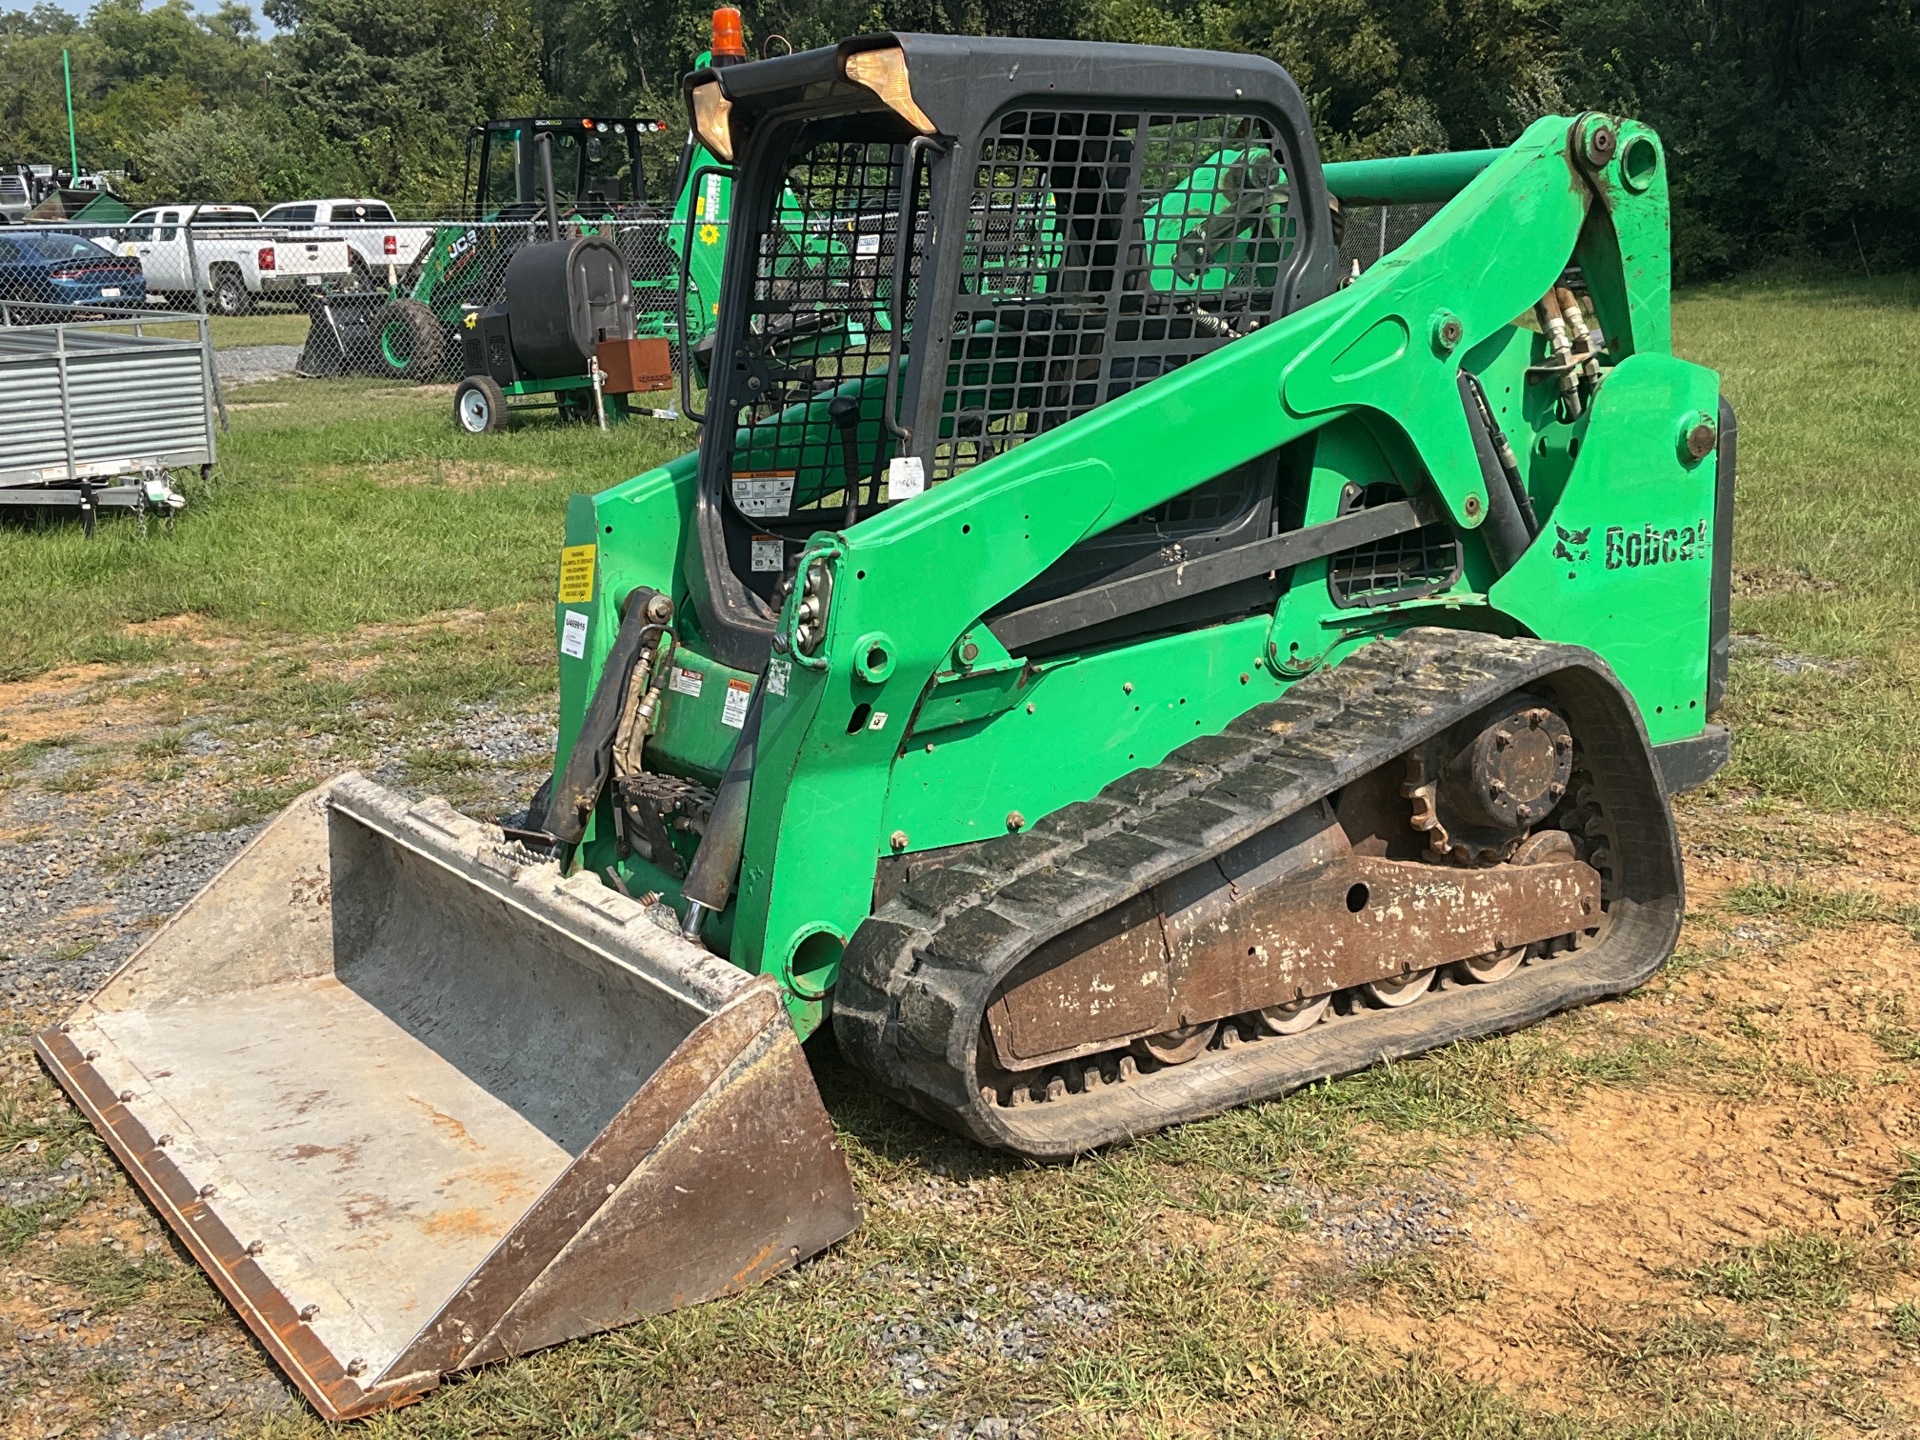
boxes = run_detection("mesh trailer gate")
[0,317,217,530]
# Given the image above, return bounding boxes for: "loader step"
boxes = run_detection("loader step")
[834,629,1684,1158]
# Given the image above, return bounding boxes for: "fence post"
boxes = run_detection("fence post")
[55,321,77,482]
[185,220,229,431]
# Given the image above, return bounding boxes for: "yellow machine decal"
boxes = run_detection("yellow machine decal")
[557,544,596,603]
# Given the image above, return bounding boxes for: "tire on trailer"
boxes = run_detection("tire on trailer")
[210,265,250,317]
[453,374,508,434]
[374,298,449,383]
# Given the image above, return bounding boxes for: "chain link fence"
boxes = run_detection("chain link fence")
[1338,202,1444,276]
[0,213,701,376]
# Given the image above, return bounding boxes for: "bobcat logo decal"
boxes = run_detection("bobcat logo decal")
[1552,523,1591,566]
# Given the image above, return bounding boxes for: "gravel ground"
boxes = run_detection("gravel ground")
[1262,1170,1523,1264]
[212,344,304,385]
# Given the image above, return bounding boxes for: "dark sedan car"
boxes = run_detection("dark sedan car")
[0,232,145,317]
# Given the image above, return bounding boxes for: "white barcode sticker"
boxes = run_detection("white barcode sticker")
[560,610,589,659]
[721,677,753,729]
[750,535,783,572]
[732,472,795,518]
[888,455,926,500]
[766,657,791,697]
[669,666,704,698]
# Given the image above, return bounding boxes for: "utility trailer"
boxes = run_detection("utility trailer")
[0,315,213,530]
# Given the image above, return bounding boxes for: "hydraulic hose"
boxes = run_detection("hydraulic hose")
[1458,371,1533,576]
[550,589,669,848]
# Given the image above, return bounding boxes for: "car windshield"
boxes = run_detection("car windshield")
[192,211,258,226]
[24,235,106,261]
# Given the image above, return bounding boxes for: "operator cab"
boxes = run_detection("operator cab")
[678,34,1339,670]
[468,118,670,221]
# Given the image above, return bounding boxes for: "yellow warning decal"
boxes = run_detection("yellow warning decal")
[557,544,596,603]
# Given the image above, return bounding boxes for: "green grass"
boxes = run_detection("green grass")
[1688,1231,1860,1318]
[47,1242,179,1312]
[0,377,696,683]
[1675,273,1920,809]
[1721,879,1895,929]
[1887,1152,1920,1230]
[131,311,313,349]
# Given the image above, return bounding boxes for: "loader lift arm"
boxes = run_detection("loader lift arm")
[559,40,1718,1043]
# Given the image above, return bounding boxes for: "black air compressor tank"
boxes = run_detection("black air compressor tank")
[503,236,636,378]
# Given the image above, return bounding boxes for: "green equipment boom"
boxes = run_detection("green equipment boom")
[38,32,1732,1421]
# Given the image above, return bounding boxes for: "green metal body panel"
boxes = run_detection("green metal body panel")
[548,113,1721,1039]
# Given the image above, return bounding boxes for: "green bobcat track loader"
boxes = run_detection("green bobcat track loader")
[39,31,1732,1421]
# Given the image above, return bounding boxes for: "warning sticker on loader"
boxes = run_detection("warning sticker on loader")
[721,678,753,729]
[766,657,791,697]
[732,472,795,518]
[670,666,704,698]
[557,545,596,603]
[560,610,590,659]
[750,535,783,572]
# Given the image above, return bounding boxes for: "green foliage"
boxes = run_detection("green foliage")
[2,0,1914,271]
[135,107,338,205]
[262,0,546,204]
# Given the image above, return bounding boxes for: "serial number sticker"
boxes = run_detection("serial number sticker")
[556,543,596,603]
[887,455,926,500]
[766,657,791,697]
[731,472,795,518]
[669,666,704,698]
[750,534,783,572]
[721,677,753,729]
[560,610,590,659]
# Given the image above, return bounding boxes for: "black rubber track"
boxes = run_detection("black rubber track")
[833,628,1685,1158]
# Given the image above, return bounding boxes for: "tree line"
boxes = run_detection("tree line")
[1,0,1915,277]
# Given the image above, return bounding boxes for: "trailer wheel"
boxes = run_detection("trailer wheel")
[454,375,508,434]
[210,265,250,316]
[375,298,448,383]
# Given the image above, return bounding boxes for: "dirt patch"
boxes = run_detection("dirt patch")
[0,667,154,748]
[119,614,224,642]
[376,460,560,490]
[303,459,561,490]
[369,384,456,399]
[1312,805,1920,1423]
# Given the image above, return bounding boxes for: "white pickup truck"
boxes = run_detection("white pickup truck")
[114,204,355,314]
[259,199,436,286]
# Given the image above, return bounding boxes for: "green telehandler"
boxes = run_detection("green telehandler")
[39,31,1731,1421]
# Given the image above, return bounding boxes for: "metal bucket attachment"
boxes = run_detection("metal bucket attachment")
[298,291,386,377]
[34,774,861,1421]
